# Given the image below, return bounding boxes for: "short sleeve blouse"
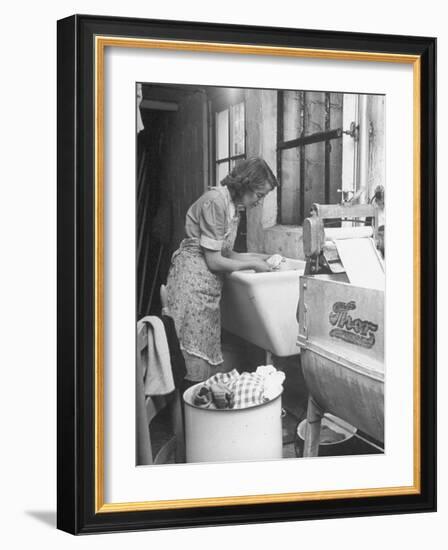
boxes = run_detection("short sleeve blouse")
[185,187,236,250]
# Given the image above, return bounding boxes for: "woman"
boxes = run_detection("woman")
[166,157,278,387]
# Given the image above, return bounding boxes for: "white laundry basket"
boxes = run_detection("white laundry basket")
[183,383,283,463]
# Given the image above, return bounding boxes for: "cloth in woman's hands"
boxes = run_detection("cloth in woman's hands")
[266,254,286,270]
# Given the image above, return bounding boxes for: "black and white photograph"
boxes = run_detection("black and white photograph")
[136,82,386,466]
[0,0,441,543]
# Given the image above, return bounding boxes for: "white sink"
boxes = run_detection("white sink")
[221,257,306,356]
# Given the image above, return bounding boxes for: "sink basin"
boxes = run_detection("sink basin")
[221,257,306,356]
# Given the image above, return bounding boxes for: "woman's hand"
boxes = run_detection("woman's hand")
[247,253,272,262]
[227,251,272,262]
[250,259,273,273]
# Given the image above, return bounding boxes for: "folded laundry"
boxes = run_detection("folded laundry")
[191,366,284,410]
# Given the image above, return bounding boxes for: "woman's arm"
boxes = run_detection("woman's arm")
[225,251,272,261]
[203,249,272,273]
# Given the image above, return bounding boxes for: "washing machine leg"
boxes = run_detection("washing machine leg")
[303,395,324,457]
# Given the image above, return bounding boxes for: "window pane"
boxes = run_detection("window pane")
[216,161,230,185]
[216,109,229,160]
[231,102,245,156]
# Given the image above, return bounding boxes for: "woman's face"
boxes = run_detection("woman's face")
[240,180,273,209]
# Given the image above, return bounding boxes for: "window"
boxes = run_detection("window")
[211,91,247,251]
[215,100,246,185]
[277,90,344,225]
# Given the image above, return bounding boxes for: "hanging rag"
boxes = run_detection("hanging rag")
[137,316,175,396]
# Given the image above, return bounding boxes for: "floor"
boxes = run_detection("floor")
[149,329,382,463]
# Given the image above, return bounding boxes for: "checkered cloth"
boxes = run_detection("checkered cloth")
[202,369,269,409]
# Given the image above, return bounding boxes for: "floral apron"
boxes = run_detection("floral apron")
[166,198,240,376]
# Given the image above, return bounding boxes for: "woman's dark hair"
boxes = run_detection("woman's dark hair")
[221,157,278,201]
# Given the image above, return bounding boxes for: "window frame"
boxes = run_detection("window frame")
[210,89,246,186]
[276,90,345,225]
